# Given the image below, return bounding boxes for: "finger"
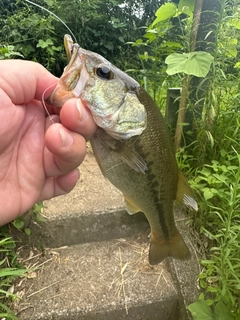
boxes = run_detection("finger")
[45,115,60,131]
[44,123,86,177]
[38,169,80,201]
[60,98,97,141]
[0,60,57,104]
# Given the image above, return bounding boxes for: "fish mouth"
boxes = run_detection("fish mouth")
[47,35,89,107]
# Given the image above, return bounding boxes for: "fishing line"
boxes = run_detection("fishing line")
[42,83,57,124]
[23,0,77,42]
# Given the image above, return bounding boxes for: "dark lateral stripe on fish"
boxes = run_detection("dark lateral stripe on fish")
[156,201,170,239]
[145,168,170,239]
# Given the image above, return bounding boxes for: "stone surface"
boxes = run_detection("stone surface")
[15,236,179,320]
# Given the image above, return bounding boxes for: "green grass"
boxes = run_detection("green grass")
[0,202,44,319]
[0,235,27,319]
[180,118,240,319]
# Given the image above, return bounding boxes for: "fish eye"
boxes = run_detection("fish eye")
[95,65,114,80]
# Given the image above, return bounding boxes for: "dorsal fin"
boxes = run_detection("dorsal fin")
[176,170,198,211]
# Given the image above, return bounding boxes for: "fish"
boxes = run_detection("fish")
[48,35,198,265]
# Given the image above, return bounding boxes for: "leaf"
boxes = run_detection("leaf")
[24,228,31,236]
[162,41,183,49]
[118,36,124,43]
[234,62,240,69]
[34,202,44,213]
[222,38,238,58]
[165,52,214,77]
[229,17,240,30]
[187,299,213,320]
[0,268,27,277]
[178,0,195,18]
[37,39,54,49]
[44,0,55,6]
[152,3,177,26]
[214,301,235,320]
[0,302,18,320]
[202,188,214,200]
[12,218,24,229]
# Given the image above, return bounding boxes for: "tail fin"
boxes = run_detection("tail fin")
[148,230,191,265]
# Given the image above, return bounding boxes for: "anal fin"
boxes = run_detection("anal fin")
[124,196,141,215]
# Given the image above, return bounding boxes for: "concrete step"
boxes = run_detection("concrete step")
[15,236,180,320]
[12,151,199,319]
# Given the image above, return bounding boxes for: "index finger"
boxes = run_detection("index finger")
[0,60,58,104]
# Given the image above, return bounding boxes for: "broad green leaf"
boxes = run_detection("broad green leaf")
[24,228,31,236]
[34,201,44,212]
[214,301,235,320]
[223,38,238,58]
[187,299,213,320]
[165,51,214,77]
[118,36,124,43]
[0,45,24,59]
[51,46,62,52]
[234,61,240,69]
[203,188,214,200]
[229,17,240,29]
[178,0,195,17]
[37,39,54,49]
[44,0,54,5]
[162,41,183,49]
[152,3,177,26]
[206,286,218,293]
[144,32,157,42]
[12,218,24,229]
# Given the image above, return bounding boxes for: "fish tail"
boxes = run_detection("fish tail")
[149,230,191,265]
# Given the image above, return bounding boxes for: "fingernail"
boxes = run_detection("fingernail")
[76,99,89,122]
[76,168,80,180]
[60,127,74,147]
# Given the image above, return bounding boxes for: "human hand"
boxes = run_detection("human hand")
[0,60,97,225]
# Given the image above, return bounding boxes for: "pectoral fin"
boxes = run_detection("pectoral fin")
[119,145,148,173]
[124,196,141,215]
[176,170,198,211]
[106,140,148,174]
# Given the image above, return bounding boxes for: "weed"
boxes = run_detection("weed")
[0,202,44,318]
[184,141,240,319]
[12,201,46,236]
[0,236,27,319]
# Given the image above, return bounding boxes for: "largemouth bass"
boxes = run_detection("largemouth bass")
[48,35,198,265]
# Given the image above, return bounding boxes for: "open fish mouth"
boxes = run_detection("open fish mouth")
[47,35,89,107]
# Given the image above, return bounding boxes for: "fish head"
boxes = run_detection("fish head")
[48,35,147,140]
